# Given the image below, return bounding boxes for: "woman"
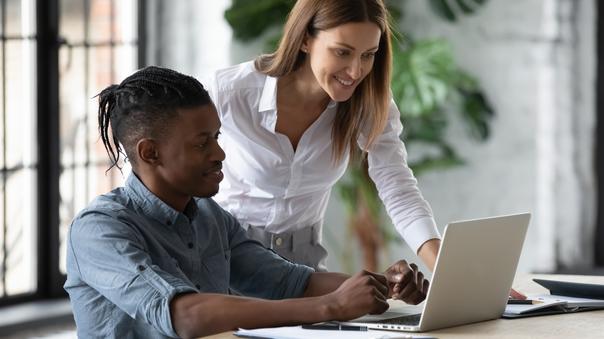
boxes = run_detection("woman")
[206,0,441,271]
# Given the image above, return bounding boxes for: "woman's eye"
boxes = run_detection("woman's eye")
[335,49,349,57]
[362,52,376,59]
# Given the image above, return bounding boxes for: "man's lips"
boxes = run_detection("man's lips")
[203,164,222,175]
[203,164,224,182]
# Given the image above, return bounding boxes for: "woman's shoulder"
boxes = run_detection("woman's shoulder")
[212,60,266,93]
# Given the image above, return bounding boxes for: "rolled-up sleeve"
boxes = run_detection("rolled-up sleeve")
[359,99,441,253]
[67,209,197,337]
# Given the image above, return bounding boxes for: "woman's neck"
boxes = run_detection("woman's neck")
[277,64,331,113]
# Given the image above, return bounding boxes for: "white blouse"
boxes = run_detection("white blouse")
[206,61,440,253]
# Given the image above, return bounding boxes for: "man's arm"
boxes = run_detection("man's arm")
[170,270,389,338]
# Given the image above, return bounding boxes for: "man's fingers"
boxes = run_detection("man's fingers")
[369,294,390,315]
[422,278,430,294]
[365,270,388,286]
[416,271,424,287]
[385,260,409,280]
[398,280,417,299]
[406,290,424,305]
[363,272,389,297]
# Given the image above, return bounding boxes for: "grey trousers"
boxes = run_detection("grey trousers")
[245,223,328,272]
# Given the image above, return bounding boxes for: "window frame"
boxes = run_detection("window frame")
[0,0,144,307]
[596,0,604,267]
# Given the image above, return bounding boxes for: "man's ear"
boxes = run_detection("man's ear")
[136,138,160,166]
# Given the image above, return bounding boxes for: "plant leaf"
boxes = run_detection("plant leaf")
[428,0,490,22]
[225,0,294,42]
[392,39,456,117]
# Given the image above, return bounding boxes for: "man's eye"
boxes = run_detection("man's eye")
[214,131,221,140]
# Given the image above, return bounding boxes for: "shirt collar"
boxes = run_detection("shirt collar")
[258,74,278,113]
[125,173,198,226]
[258,74,338,112]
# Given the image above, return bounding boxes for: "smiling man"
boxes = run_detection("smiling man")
[63,66,429,339]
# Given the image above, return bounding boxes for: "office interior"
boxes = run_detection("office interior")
[0,0,603,337]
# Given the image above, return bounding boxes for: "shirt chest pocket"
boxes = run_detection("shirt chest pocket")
[201,250,231,293]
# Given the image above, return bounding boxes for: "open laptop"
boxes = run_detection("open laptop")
[340,213,531,332]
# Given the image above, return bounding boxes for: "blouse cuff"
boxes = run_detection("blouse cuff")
[399,217,441,254]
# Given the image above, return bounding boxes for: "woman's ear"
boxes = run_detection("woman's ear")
[301,33,311,53]
[136,138,160,166]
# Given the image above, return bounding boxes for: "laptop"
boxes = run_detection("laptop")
[340,213,531,332]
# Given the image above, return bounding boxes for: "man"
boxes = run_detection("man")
[64,66,429,338]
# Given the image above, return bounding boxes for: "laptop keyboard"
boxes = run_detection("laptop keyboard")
[374,313,422,326]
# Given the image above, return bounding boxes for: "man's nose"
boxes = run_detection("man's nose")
[212,142,226,161]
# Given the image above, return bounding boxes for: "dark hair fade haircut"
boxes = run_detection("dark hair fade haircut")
[96,66,212,172]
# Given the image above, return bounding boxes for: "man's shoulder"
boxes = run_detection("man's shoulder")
[71,188,138,232]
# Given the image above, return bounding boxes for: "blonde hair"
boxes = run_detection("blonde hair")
[255,0,392,162]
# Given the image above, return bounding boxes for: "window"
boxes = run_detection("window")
[0,0,37,302]
[0,0,141,306]
[58,0,138,274]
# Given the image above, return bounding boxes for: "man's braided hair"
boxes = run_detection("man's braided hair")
[96,66,211,171]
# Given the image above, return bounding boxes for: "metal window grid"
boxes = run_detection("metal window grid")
[0,0,143,307]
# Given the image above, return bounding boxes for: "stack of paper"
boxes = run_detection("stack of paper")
[502,279,604,318]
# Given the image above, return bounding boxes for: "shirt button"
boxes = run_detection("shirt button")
[137,265,146,272]
[275,237,283,246]
[166,220,172,226]
[187,242,194,249]
[195,284,201,289]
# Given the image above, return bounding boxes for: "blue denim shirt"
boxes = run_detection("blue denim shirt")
[64,174,314,338]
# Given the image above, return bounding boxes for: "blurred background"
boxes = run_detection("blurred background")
[0,0,602,337]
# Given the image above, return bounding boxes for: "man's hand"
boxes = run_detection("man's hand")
[384,260,429,305]
[324,270,390,320]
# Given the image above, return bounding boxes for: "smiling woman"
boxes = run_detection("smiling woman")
[207,0,441,273]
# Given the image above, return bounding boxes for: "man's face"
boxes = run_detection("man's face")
[154,104,225,201]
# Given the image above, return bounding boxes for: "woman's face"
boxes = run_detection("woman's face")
[302,21,381,102]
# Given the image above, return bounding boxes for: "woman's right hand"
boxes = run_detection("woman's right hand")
[324,270,390,320]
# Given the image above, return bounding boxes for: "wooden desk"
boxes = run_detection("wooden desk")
[206,274,604,339]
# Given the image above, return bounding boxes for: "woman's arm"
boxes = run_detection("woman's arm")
[170,270,389,338]
[418,238,441,271]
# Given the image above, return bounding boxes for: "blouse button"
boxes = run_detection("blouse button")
[275,237,283,246]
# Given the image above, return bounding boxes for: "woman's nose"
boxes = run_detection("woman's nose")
[348,58,362,79]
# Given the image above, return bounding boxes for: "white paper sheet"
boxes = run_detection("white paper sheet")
[234,326,434,339]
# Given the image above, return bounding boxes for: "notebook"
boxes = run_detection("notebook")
[502,279,604,318]
[339,213,531,332]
